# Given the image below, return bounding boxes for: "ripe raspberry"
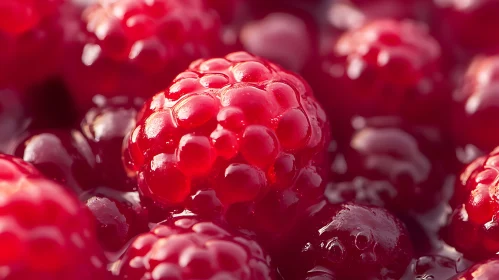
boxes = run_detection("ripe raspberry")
[124,51,330,245]
[434,0,499,56]
[116,216,275,279]
[444,147,499,260]
[81,187,149,252]
[12,129,99,194]
[452,55,499,152]
[326,117,449,214]
[308,19,447,132]
[239,12,318,73]
[451,258,499,280]
[0,154,108,279]
[81,96,143,191]
[0,0,62,34]
[280,201,413,279]
[63,0,224,111]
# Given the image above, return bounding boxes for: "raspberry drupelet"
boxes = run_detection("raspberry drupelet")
[308,19,447,134]
[279,201,413,279]
[445,147,499,261]
[452,55,499,153]
[0,154,109,279]
[116,216,275,279]
[124,51,330,245]
[63,0,225,111]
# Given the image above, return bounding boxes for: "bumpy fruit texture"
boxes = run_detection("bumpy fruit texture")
[445,147,499,260]
[125,51,330,240]
[281,202,413,279]
[309,19,447,132]
[64,0,224,111]
[452,55,499,152]
[451,258,499,280]
[117,216,275,279]
[435,0,499,55]
[0,154,108,279]
[326,117,448,214]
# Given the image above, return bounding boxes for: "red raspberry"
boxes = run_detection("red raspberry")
[63,0,224,111]
[0,154,108,279]
[452,55,499,152]
[81,96,143,190]
[434,0,499,56]
[116,216,275,279]
[0,0,62,34]
[451,258,499,280]
[403,255,460,280]
[280,201,413,279]
[12,129,99,194]
[326,117,449,214]
[81,187,149,252]
[445,147,499,261]
[308,19,447,132]
[124,51,330,244]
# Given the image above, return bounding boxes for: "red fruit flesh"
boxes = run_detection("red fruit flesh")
[0,154,108,279]
[0,0,63,34]
[63,0,224,111]
[124,51,330,245]
[116,216,275,279]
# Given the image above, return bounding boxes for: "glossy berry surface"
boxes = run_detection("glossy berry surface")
[117,216,275,279]
[13,129,98,194]
[445,147,499,261]
[281,202,413,279]
[326,117,448,214]
[125,51,330,242]
[0,154,108,279]
[452,55,499,152]
[309,19,447,130]
[81,96,142,190]
[451,258,499,280]
[434,0,499,56]
[64,0,224,111]
[81,187,149,252]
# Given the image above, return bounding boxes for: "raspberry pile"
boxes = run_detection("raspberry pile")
[5,0,499,279]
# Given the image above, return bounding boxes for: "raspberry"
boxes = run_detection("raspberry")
[308,19,447,133]
[63,0,224,111]
[444,147,499,260]
[0,0,62,34]
[239,12,317,73]
[451,258,499,280]
[326,117,449,214]
[280,201,413,279]
[452,55,499,152]
[81,96,143,190]
[81,187,149,252]
[0,154,108,279]
[434,0,499,56]
[12,130,99,194]
[124,51,330,245]
[116,216,275,279]
[403,255,460,280]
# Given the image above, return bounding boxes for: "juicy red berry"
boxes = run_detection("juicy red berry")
[434,0,499,56]
[12,129,98,194]
[239,12,317,73]
[326,117,448,214]
[81,96,142,190]
[280,201,413,279]
[81,187,149,252]
[64,0,224,111]
[116,216,275,279]
[0,0,62,34]
[0,88,30,153]
[0,154,108,279]
[452,55,499,152]
[445,147,499,260]
[403,255,459,280]
[308,19,447,131]
[124,51,330,245]
[451,258,499,280]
